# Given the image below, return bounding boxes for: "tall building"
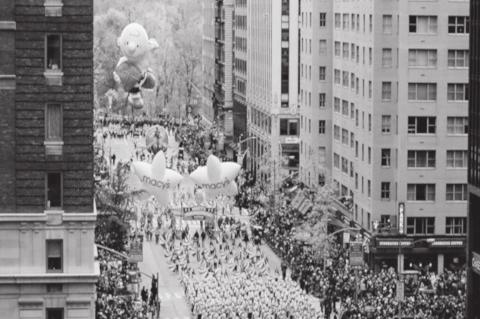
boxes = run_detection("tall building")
[0,1,98,318]
[246,0,300,185]
[299,0,469,273]
[233,0,248,141]
[298,1,333,188]
[201,0,216,122]
[201,0,234,141]
[467,0,480,316]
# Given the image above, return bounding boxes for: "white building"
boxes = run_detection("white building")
[246,0,300,186]
[299,0,469,272]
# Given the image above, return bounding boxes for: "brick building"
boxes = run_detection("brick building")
[0,1,98,318]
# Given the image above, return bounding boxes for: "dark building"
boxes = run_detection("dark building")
[468,0,480,317]
[0,0,97,317]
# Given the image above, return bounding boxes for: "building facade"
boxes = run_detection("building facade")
[0,1,98,318]
[298,0,469,273]
[201,0,216,122]
[467,0,480,316]
[246,0,300,186]
[298,0,333,188]
[233,0,248,142]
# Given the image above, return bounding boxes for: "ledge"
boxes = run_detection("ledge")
[0,75,16,90]
[0,272,99,285]
[0,211,96,223]
[0,21,16,30]
[44,71,63,86]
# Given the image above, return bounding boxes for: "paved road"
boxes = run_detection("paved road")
[139,240,191,319]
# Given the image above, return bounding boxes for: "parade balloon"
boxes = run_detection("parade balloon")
[131,151,183,206]
[189,155,241,200]
[145,125,169,152]
[113,23,159,110]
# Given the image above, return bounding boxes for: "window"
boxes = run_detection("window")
[383,15,393,34]
[448,50,469,68]
[448,16,469,34]
[382,115,391,133]
[381,149,391,167]
[368,114,372,131]
[409,16,437,34]
[408,117,436,134]
[407,150,436,168]
[334,42,341,56]
[45,34,62,70]
[319,40,327,55]
[319,12,326,27]
[45,104,62,141]
[381,182,390,200]
[355,173,359,189]
[407,184,436,201]
[446,217,467,234]
[368,147,371,164]
[382,82,392,101]
[356,110,359,127]
[368,81,372,98]
[335,13,341,29]
[446,150,467,168]
[46,172,62,209]
[367,180,371,197]
[447,83,469,101]
[334,125,340,140]
[319,93,325,107]
[382,48,392,67]
[46,308,64,319]
[447,117,468,134]
[446,184,468,201]
[343,43,349,59]
[350,103,355,119]
[318,120,325,134]
[408,49,437,67]
[46,240,63,272]
[342,128,349,145]
[279,119,298,136]
[334,69,341,84]
[333,153,340,168]
[343,13,349,30]
[341,157,348,174]
[342,100,349,116]
[334,97,340,112]
[406,217,435,235]
[369,14,373,33]
[350,132,354,148]
[319,66,326,80]
[408,83,437,101]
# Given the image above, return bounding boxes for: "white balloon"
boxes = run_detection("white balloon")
[189,156,241,200]
[151,151,166,180]
[206,155,222,182]
[131,154,183,206]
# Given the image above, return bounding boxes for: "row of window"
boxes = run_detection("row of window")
[299,90,326,108]
[380,149,468,169]
[300,11,327,28]
[333,42,372,65]
[234,36,247,52]
[334,13,469,35]
[333,69,372,98]
[300,38,327,56]
[234,15,247,30]
[299,116,326,135]
[250,108,271,134]
[380,82,469,102]
[379,182,468,202]
[406,217,467,235]
[300,64,326,81]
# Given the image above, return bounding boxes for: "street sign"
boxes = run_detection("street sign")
[128,237,143,263]
[349,241,364,267]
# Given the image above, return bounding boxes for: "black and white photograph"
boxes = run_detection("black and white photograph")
[0,0,479,318]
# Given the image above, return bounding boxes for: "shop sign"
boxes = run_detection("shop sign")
[284,137,300,144]
[473,252,480,275]
[398,202,405,234]
[350,241,364,267]
[128,239,143,263]
[430,240,464,247]
[377,240,412,247]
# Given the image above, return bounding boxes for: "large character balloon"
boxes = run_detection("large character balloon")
[114,23,159,109]
[189,155,241,200]
[131,151,183,206]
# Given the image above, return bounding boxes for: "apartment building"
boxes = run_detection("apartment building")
[201,0,234,142]
[246,0,300,185]
[0,0,98,318]
[298,1,333,188]
[201,0,216,122]
[467,0,480,316]
[233,0,248,141]
[318,0,469,273]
